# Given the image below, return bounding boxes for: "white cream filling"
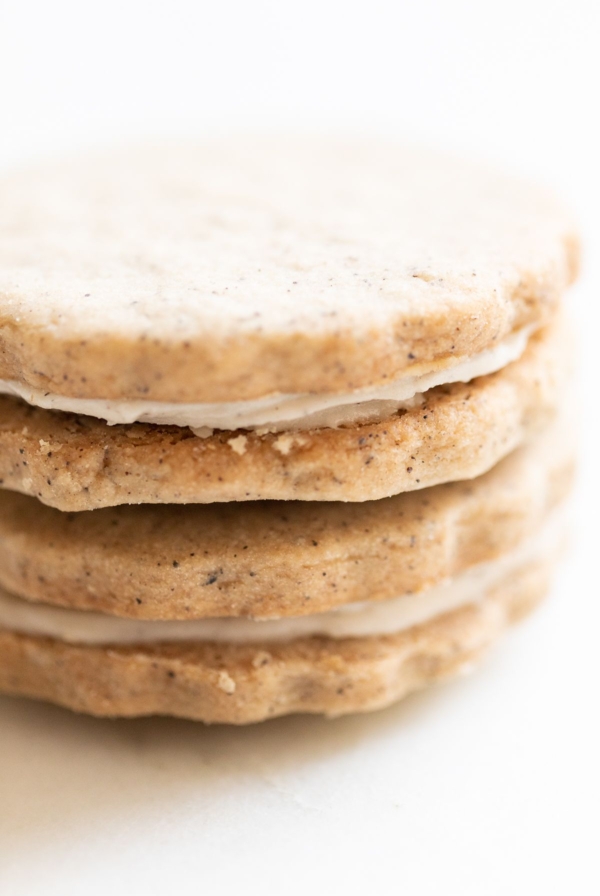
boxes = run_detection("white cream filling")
[0,327,532,432]
[0,511,562,645]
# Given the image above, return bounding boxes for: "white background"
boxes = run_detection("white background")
[0,1,598,893]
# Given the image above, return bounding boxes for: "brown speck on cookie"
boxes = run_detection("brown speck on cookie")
[252,651,272,669]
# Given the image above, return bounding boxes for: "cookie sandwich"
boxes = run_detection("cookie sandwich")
[0,139,578,721]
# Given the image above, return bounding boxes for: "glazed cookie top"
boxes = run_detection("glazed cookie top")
[0,138,578,403]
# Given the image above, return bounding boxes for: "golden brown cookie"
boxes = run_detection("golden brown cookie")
[0,139,577,726]
[0,420,574,619]
[0,139,578,404]
[0,553,553,723]
[0,317,568,509]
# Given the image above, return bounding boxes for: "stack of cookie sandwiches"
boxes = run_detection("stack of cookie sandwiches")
[0,140,578,723]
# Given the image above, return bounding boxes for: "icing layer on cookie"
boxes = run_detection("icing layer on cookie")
[0,511,563,644]
[0,326,531,432]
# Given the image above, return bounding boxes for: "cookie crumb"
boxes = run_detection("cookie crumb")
[38,438,62,456]
[273,433,308,455]
[227,434,248,455]
[217,671,236,694]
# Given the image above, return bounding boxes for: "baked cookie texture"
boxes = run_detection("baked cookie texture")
[0,555,553,723]
[0,425,574,619]
[0,139,578,403]
[0,140,578,723]
[0,317,568,509]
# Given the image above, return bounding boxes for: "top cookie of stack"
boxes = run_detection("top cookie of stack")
[0,138,577,511]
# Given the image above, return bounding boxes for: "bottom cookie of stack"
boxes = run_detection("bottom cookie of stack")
[0,531,560,724]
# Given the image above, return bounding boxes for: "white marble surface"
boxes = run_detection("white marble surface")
[0,0,599,892]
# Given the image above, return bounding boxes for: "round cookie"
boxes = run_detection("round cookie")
[0,139,578,405]
[0,554,554,723]
[0,139,577,726]
[0,317,569,509]
[0,421,574,619]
